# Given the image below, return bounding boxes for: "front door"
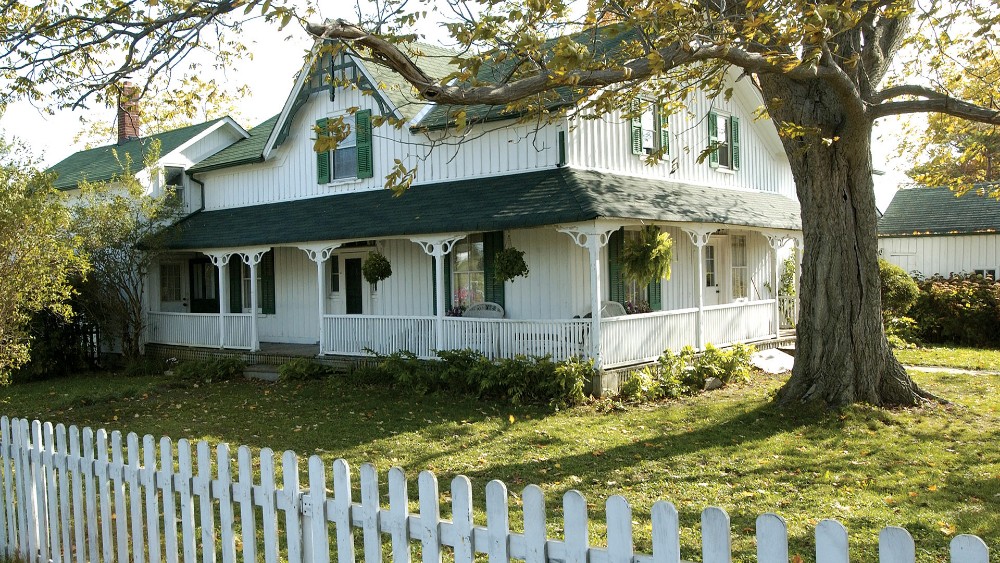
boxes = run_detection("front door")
[702,243,722,306]
[188,258,220,313]
[344,257,364,314]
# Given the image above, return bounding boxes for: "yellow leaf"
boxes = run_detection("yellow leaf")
[508,414,515,424]
[928,484,938,491]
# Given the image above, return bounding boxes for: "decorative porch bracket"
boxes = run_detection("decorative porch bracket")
[204,251,234,349]
[412,234,468,353]
[558,224,620,371]
[300,244,344,356]
[237,248,270,352]
[682,227,717,350]
[763,232,792,339]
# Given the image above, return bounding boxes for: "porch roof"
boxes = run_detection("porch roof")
[163,168,801,250]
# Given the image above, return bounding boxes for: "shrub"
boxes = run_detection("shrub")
[278,358,333,381]
[879,258,919,319]
[910,274,1000,347]
[173,357,245,384]
[363,349,591,408]
[618,343,757,403]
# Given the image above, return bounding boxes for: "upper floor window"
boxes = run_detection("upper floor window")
[316,110,374,183]
[630,100,669,158]
[164,166,185,204]
[708,111,740,171]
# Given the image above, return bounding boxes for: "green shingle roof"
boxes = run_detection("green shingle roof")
[163,168,800,250]
[47,118,227,190]
[878,187,1000,237]
[188,114,280,173]
[365,42,462,122]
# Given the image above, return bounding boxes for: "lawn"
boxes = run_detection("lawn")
[1,369,996,562]
[894,345,1000,371]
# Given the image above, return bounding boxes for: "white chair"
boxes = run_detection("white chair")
[600,300,627,318]
[464,301,505,318]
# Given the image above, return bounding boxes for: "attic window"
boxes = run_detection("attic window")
[164,166,184,203]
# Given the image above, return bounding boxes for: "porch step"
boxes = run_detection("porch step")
[244,364,280,382]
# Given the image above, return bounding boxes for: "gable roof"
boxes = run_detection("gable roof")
[878,186,1000,237]
[162,167,800,250]
[188,114,280,174]
[47,118,231,190]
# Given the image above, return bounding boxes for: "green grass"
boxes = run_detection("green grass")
[894,346,1000,371]
[1,370,997,562]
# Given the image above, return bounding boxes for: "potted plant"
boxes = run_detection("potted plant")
[493,247,529,282]
[621,226,673,287]
[362,251,392,289]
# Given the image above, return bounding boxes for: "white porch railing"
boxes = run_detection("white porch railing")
[601,308,699,369]
[147,312,253,350]
[223,313,253,349]
[703,300,775,347]
[778,296,798,329]
[441,318,591,361]
[323,315,436,358]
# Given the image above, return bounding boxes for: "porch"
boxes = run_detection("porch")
[148,299,784,370]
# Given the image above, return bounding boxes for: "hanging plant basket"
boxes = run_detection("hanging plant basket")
[362,251,393,285]
[493,247,529,282]
[621,226,673,287]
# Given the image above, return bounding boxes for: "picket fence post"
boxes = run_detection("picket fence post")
[0,417,992,563]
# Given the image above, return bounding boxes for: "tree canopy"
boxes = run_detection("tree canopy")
[3,0,1000,406]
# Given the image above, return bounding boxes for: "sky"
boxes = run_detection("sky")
[0,14,909,211]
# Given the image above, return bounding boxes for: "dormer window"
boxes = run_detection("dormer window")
[316,110,374,183]
[708,111,740,171]
[630,100,669,157]
[164,166,185,204]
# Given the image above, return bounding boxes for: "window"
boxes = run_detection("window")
[708,111,740,170]
[630,100,669,157]
[316,110,373,183]
[241,263,262,313]
[452,234,485,307]
[164,166,184,204]
[731,235,748,299]
[624,230,649,304]
[330,255,341,293]
[160,264,182,302]
[974,269,996,280]
[191,262,216,300]
[228,250,275,314]
[705,245,717,287]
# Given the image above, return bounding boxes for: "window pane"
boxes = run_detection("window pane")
[717,115,731,168]
[160,264,181,301]
[705,246,716,287]
[641,108,656,154]
[333,146,358,180]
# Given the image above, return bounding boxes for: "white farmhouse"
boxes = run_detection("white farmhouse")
[48,33,802,373]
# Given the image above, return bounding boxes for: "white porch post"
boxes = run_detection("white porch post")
[412,235,466,352]
[794,235,804,327]
[205,252,233,348]
[764,232,791,339]
[683,228,715,350]
[300,244,342,355]
[238,249,268,352]
[559,225,618,370]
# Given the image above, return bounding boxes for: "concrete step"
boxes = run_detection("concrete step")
[244,364,280,382]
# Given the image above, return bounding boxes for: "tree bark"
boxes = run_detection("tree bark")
[759,76,934,407]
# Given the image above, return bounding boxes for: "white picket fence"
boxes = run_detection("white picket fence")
[0,416,990,563]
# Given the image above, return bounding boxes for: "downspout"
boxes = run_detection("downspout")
[186,171,206,212]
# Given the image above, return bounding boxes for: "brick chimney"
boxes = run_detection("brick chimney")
[117,82,141,144]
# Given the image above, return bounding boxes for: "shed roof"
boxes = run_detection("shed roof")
[163,168,801,250]
[878,186,1000,237]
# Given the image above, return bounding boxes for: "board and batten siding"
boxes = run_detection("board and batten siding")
[879,234,1000,278]
[256,247,321,344]
[566,90,795,198]
[200,87,561,211]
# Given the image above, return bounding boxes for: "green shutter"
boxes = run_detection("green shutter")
[316,118,330,184]
[708,111,719,168]
[630,100,643,155]
[659,103,670,155]
[483,231,505,308]
[607,228,625,305]
[228,260,242,313]
[356,110,374,179]
[558,131,566,166]
[261,249,276,315]
[730,115,740,170]
[648,277,662,310]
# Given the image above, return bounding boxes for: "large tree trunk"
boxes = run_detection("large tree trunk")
[759,76,934,407]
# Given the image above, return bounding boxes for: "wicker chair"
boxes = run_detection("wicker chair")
[464,301,505,318]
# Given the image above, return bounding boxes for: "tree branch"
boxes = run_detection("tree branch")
[871,96,1000,123]
[306,19,835,106]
